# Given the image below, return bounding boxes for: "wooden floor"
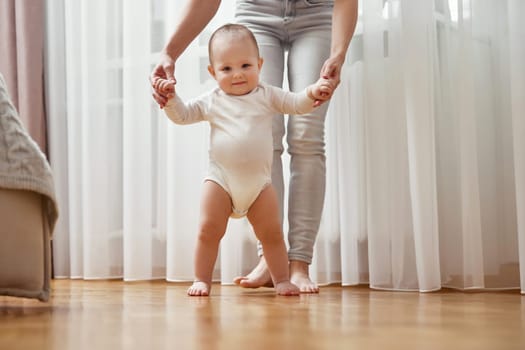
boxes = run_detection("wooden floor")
[1,280,524,350]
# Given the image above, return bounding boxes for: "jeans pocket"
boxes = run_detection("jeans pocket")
[302,0,334,6]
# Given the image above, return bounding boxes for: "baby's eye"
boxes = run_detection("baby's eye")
[221,67,231,72]
[242,64,252,68]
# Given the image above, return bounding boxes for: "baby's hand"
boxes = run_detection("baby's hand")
[308,78,335,107]
[153,77,176,101]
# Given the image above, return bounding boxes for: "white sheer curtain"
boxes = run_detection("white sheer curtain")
[45,0,524,293]
[325,0,524,292]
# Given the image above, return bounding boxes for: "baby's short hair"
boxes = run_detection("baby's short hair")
[208,23,260,62]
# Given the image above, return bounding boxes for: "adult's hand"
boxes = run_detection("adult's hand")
[150,51,176,108]
[313,55,345,107]
[320,55,344,90]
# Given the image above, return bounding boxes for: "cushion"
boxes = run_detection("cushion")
[0,188,51,301]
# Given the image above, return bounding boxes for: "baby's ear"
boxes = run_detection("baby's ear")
[258,57,264,71]
[208,65,216,79]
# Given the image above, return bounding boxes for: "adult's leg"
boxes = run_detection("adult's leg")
[234,6,286,287]
[246,31,286,222]
[246,185,299,296]
[286,6,332,292]
[188,180,232,296]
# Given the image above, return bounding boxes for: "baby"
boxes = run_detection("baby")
[153,23,333,296]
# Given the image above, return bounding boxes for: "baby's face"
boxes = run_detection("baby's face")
[208,34,262,96]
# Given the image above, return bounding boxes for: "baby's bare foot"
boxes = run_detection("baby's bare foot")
[233,257,273,288]
[187,281,211,296]
[290,260,319,293]
[274,281,300,296]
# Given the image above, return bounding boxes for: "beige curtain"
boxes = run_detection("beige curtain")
[0,0,47,153]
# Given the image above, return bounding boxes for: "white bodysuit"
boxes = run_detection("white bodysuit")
[164,82,315,218]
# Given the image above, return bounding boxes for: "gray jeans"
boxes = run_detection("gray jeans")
[235,0,333,264]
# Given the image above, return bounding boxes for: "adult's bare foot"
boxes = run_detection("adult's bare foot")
[233,256,273,288]
[274,280,300,296]
[187,281,211,296]
[290,260,319,293]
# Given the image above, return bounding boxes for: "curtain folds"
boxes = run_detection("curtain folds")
[45,0,525,293]
[0,0,47,153]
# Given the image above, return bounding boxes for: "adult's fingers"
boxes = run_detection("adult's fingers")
[162,61,176,84]
[320,58,343,90]
[152,89,168,108]
[150,64,165,86]
[324,66,341,85]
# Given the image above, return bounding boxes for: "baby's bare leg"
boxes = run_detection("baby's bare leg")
[247,186,299,296]
[189,181,232,296]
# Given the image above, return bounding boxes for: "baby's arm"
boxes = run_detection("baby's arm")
[267,78,335,115]
[163,92,208,125]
